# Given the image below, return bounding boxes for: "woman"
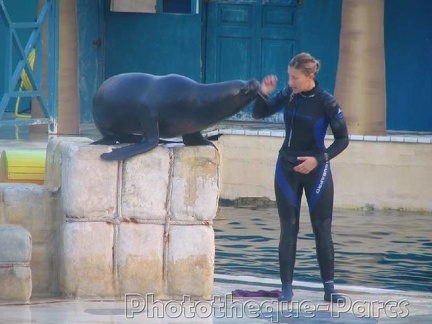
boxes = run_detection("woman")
[252,53,349,303]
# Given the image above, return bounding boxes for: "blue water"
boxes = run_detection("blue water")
[214,207,432,292]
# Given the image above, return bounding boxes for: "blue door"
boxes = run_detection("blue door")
[76,0,105,123]
[385,0,432,132]
[205,0,300,121]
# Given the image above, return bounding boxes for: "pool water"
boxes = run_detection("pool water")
[214,207,432,292]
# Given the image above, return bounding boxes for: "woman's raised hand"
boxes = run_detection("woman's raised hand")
[261,75,278,95]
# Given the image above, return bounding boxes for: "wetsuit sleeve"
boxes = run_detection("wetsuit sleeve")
[252,88,289,119]
[315,93,349,164]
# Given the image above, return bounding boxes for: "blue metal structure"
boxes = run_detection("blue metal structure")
[0,0,59,133]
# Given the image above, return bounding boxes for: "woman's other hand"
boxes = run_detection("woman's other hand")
[293,156,318,174]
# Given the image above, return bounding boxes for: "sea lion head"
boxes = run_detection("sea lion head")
[228,78,260,113]
[243,79,260,95]
[221,78,260,113]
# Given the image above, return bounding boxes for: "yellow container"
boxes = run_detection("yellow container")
[0,149,46,184]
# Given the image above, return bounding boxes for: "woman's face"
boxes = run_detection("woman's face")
[288,66,315,93]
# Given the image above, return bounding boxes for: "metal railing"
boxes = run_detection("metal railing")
[0,0,58,133]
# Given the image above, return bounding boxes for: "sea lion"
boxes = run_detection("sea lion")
[91,73,260,160]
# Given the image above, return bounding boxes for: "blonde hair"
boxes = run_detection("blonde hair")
[288,52,320,77]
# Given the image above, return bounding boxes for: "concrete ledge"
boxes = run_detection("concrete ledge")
[216,134,432,212]
[216,126,432,144]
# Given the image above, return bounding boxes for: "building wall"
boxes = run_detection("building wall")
[100,0,342,88]
[2,1,432,133]
[81,0,432,133]
[77,0,341,123]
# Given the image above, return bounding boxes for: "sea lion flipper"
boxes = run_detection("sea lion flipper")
[91,136,118,145]
[182,132,217,150]
[100,138,159,160]
[101,120,160,160]
[159,139,182,145]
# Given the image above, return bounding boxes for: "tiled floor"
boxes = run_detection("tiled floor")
[0,275,431,323]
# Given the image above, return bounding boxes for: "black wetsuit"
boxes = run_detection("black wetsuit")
[252,83,349,285]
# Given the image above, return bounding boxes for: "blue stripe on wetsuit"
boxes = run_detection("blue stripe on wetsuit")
[308,162,330,211]
[275,156,300,210]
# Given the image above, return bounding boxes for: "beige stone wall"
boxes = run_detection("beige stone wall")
[217,135,432,212]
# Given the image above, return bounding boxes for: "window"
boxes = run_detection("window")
[111,0,157,14]
[163,0,190,13]
[160,0,199,14]
[111,0,199,14]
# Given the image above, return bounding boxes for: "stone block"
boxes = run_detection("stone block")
[0,184,54,243]
[61,144,118,220]
[59,222,114,298]
[0,225,32,262]
[30,244,53,295]
[0,184,47,227]
[170,146,220,221]
[121,146,171,221]
[0,184,59,296]
[0,183,62,295]
[44,137,93,193]
[0,265,32,302]
[0,225,32,303]
[167,225,215,299]
[117,223,164,296]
